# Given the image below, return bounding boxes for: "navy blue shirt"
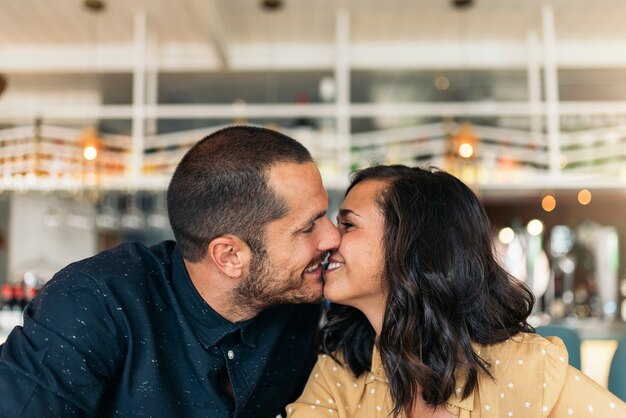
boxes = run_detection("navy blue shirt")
[0,241,321,417]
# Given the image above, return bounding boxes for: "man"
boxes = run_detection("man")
[0,126,340,417]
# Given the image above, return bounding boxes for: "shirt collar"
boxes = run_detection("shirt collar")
[444,342,494,412]
[171,246,258,349]
[446,366,475,412]
[369,344,387,383]
[369,344,475,412]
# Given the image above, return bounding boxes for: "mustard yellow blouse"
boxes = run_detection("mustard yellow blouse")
[287,333,626,417]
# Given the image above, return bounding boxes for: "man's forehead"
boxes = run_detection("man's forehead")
[268,161,317,179]
[267,162,328,220]
[268,162,324,195]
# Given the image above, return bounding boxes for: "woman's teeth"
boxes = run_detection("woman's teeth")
[326,262,343,270]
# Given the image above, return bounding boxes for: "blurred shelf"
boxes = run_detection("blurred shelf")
[549,318,626,340]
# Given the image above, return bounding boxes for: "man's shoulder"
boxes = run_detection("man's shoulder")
[63,240,176,281]
[42,241,177,301]
[76,240,175,265]
[34,241,179,324]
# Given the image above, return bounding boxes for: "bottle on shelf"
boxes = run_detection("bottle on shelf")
[24,286,38,308]
[1,280,45,332]
[11,285,26,328]
[0,284,14,332]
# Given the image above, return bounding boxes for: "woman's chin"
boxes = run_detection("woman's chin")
[323,287,351,306]
[322,285,340,304]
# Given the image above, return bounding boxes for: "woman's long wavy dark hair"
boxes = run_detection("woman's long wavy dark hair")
[321,165,535,416]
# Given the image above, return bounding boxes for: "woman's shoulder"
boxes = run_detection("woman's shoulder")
[480,331,568,366]
[312,350,378,384]
[480,332,569,375]
[315,351,343,365]
[478,333,569,393]
[313,351,351,376]
[491,332,568,364]
[463,333,570,415]
[469,333,625,416]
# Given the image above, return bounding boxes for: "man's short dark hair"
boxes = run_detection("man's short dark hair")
[167,125,313,262]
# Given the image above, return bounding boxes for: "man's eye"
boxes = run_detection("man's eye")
[302,223,316,234]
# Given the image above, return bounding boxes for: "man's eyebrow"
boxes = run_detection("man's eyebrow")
[297,210,327,230]
[338,208,361,219]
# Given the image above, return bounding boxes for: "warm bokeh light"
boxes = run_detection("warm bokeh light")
[498,227,515,244]
[434,75,450,91]
[527,219,544,236]
[85,172,97,185]
[459,143,474,158]
[578,189,592,205]
[83,145,98,161]
[541,195,556,212]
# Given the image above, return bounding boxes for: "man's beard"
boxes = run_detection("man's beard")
[232,248,320,311]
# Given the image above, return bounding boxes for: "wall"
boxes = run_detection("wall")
[7,193,97,284]
[0,195,9,282]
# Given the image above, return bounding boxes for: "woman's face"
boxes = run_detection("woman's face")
[323,179,387,311]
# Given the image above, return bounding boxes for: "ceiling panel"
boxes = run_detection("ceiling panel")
[1,1,626,50]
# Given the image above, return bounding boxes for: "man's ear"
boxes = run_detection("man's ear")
[207,235,251,279]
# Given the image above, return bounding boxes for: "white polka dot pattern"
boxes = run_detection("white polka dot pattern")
[285,333,626,417]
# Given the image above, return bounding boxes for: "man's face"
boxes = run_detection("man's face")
[234,162,340,307]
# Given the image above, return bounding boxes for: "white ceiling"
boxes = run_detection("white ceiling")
[1,1,626,191]
[1,0,626,46]
[2,0,626,129]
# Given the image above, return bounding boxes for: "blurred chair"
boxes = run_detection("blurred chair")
[608,337,626,402]
[536,325,582,370]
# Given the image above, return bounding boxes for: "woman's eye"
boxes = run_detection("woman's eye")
[339,221,354,230]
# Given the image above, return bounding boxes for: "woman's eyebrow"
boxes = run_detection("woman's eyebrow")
[338,208,361,219]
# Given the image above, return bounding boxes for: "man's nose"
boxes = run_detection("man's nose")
[318,217,340,251]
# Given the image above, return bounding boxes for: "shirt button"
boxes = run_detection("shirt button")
[227,350,235,360]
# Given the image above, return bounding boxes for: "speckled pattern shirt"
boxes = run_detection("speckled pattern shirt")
[0,241,321,417]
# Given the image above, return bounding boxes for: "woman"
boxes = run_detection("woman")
[287,165,625,417]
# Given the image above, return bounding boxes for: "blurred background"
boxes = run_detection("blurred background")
[1,0,626,396]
